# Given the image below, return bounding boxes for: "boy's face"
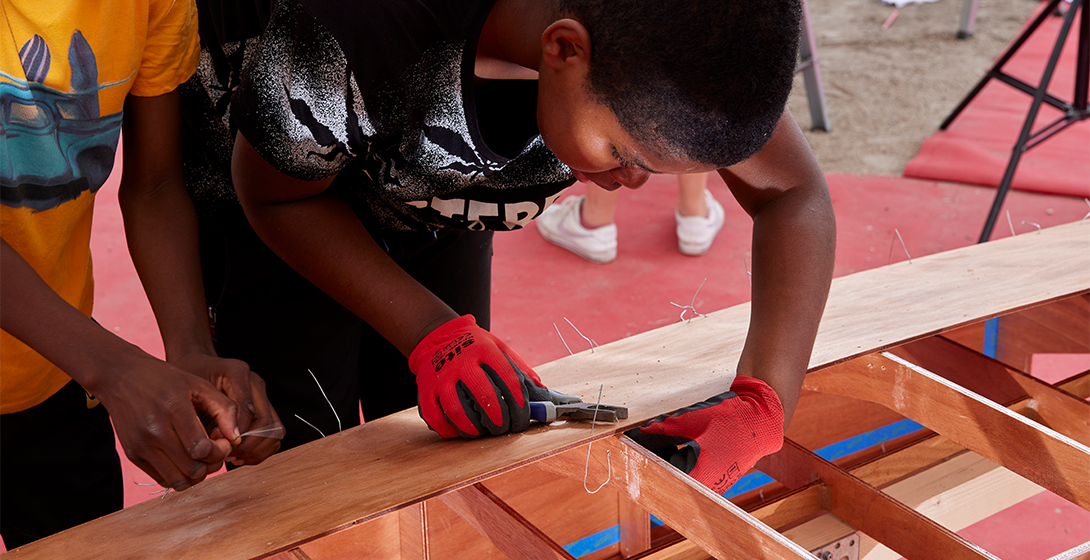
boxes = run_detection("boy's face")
[536,64,713,191]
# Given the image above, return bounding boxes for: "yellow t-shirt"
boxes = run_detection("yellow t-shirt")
[0,0,199,413]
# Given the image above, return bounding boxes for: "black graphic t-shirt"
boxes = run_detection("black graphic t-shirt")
[231,0,575,232]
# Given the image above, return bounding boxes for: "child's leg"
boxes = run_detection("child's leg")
[537,185,619,263]
[675,173,725,256]
[581,183,621,227]
[676,172,710,217]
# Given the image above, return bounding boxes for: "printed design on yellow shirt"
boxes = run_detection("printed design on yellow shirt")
[1,30,126,212]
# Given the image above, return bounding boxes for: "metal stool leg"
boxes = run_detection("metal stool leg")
[797,0,831,131]
[958,0,981,39]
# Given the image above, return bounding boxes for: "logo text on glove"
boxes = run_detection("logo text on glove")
[433,333,475,372]
[711,462,742,493]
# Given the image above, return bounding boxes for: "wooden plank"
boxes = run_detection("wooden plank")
[437,484,574,560]
[603,436,816,559]
[893,336,1090,445]
[1060,370,1090,399]
[618,496,651,557]
[779,515,855,554]
[538,436,817,559]
[292,514,400,560]
[650,441,1018,560]
[424,462,620,560]
[8,223,1087,559]
[785,390,907,455]
[807,222,1088,371]
[804,352,1090,509]
[942,294,1090,371]
[399,503,429,560]
[860,452,1043,560]
[266,551,310,560]
[767,440,999,560]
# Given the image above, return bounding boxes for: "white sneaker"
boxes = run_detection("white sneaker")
[536,196,618,263]
[676,190,725,256]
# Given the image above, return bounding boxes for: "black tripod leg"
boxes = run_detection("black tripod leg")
[942,0,1067,130]
[1076,0,1089,112]
[979,0,1083,242]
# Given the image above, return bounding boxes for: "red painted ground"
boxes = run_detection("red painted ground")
[904,2,1090,198]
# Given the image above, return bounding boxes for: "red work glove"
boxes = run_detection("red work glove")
[409,315,578,439]
[625,376,784,494]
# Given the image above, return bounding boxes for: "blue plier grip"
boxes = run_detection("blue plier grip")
[529,401,557,423]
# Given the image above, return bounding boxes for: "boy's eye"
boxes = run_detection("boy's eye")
[611,147,629,168]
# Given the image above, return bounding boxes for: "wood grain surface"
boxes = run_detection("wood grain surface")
[8,221,1087,559]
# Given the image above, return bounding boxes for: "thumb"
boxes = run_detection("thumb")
[191,380,241,446]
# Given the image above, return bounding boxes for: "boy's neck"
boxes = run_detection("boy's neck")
[476,0,550,78]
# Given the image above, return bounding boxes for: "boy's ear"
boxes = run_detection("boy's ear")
[541,19,591,70]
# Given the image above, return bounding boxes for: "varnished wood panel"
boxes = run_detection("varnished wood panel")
[805,352,1090,508]
[9,223,1087,559]
[437,484,574,560]
[892,335,1090,445]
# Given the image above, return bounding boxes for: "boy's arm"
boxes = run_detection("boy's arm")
[231,132,458,355]
[718,108,835,425]
[0,238,238,490]
[119,91,280,464]
[233,132,574,439]
[626,109,834,494]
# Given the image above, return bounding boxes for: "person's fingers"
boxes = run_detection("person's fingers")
[190,378,242,449]
[122,430,209,491]
[439,383,483,438]
[229,374,283,464]
[419,392,460,438]
[481,364,524,433]
[218,359,257,433]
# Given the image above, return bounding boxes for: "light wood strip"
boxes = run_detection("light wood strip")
[772,440,999,560]
[437,484,574,560]
[604,436,816,559]
[8,223,1086,559]
[804,352,1090,509]
[399,503,429,560]
[893,336,1090,445]
[860,452,1043,560]
[618,496,651,558]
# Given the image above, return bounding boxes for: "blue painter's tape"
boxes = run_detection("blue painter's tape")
[983,317,999,358]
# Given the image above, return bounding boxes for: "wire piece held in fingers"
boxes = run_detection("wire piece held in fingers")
[241,422,286,439]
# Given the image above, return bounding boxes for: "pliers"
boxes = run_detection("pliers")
[529,401,629,423]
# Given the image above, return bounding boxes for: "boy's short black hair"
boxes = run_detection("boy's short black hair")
[554,0,802,167]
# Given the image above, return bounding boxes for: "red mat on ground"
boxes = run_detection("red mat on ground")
[491,174,1089,369]
[903,1,1090,198]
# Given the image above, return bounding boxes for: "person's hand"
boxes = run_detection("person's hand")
[170,352,282,465]
[93,355,243,491]
[408,315,578,438]
[625,376,784,494]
